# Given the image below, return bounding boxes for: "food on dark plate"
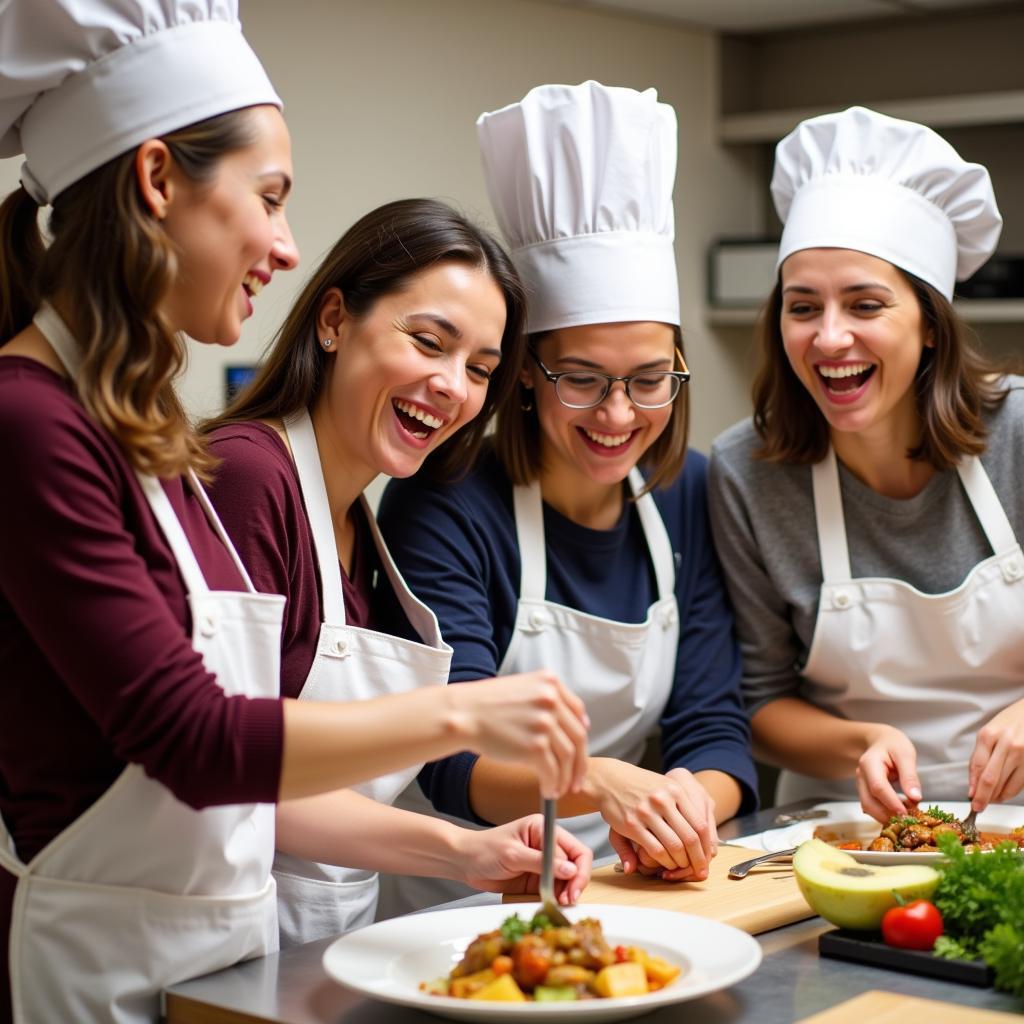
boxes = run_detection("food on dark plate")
[817,805,1024,854]
[420,911,682,1002]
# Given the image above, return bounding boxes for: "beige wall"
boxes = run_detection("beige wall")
[0,0,761,453]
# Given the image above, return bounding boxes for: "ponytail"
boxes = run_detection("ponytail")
[0,185,45,343]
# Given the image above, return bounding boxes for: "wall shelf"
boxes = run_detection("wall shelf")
[720,90,1024,145]
[707,299,1024,328]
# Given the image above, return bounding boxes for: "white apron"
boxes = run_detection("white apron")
[0,304,285,1024]
[778,446,1024,804]
[379,468,679,916]
[271,409,451,947]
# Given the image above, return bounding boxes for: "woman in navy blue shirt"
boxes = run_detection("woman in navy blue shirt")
[378,82,755,915]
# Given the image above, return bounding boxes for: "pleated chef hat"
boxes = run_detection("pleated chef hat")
[772,105,1002,300]
[477,81,679,333]
[0,0,280,206]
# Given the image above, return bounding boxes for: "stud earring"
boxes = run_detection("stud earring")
[321,338,333,349]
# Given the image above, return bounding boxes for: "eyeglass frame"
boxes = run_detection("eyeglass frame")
[527,346,691,410]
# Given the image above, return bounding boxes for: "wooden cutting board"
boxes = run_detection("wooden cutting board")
[505,844,813,935]
[796,990,1020,1022]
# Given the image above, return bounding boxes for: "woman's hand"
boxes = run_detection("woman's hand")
[856,724,922,822]
[969,698,1024,810]
[590,760,717,879]
[455,815,593,905]
[449,672,590,800]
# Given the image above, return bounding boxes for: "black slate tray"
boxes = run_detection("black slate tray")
[819,928,994,987]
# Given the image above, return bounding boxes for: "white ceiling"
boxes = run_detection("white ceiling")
[545,0,1020,32]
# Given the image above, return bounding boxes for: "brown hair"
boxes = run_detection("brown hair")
[493,327,690,495]
[205,198,526,481]
[0,108,260,479]
[752,273,1010,469]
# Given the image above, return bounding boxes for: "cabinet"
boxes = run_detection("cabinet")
[709,4,1024,331]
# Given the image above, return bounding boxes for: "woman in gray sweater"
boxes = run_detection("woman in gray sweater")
[709,106,1024,823]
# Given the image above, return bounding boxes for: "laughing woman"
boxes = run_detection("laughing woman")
[709,107,1024,823]
[0,6,588,1015]
[377,83,758,916]
[204,198,591,946]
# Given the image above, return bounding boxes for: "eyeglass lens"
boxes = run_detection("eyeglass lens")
[555,372,681,409]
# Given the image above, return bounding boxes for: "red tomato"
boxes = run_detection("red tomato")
[881,900,944,951]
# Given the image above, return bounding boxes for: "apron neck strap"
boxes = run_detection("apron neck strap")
[811,447,852,583]
[812,447,1019,584]
[628,467,675,600]
[134,472,210,596]
[512,469,676,601]
[358,493,446,647]
[283,409,347,624]
[956,455,1019,554]
[512,479,547,601]
[34,302,81,375]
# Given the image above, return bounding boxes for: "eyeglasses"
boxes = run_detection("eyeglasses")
[529,347,690,410]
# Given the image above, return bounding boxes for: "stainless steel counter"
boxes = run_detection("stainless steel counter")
[163,802,1023,1023]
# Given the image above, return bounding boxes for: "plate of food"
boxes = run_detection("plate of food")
[755,802,1024,864]
[322,903,761,1023]
[806,802,1024,865]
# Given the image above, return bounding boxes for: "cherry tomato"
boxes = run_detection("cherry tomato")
[881,899,944,951]
[614,945,630,963]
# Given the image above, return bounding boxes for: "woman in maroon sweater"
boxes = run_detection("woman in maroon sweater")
[0,6,588,1022]
[205,198,592,947]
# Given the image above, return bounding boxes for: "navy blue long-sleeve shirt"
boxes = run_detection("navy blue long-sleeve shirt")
[378,447,757,824]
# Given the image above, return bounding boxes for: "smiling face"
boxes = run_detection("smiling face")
[779,248,932,444]
[313,260,507,487]
[160,105,299,345]
[526,322,677,503]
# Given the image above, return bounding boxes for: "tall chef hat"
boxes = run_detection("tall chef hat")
[772,105,1001,300]
[477,81,679,333]
[0,0,281,206]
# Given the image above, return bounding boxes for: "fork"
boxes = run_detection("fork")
[727,847,797,879]
[539,799,571,926]
[961,807,979,842]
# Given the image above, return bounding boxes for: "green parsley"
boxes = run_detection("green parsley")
[922,805,956,824]
[933,831,1024,1000]
[499,912,554,943]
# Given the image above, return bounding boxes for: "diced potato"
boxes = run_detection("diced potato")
[642,955,680,987]
[592,961,649,998]
[468,973,528,1002]
[449,968,496,999]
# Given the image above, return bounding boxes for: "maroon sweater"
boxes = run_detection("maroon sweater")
[206,422,413,697]
[0,358,284,856]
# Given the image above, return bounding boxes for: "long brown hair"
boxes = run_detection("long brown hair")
[494,327,691,494]
[0,108,259,479]
[206,198,526,481]
[752,273,1009,468]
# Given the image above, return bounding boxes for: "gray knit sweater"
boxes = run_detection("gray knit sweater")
[708,377,1024,714]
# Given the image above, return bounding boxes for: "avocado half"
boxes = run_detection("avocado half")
[792,838,940,930]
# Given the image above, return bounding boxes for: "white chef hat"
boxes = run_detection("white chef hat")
[0,0,281,206]
[477,81,679,333]
[772,105,1001,300]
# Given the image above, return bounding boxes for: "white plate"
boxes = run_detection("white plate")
[762,801,1023,865]
[322,902,762,1023]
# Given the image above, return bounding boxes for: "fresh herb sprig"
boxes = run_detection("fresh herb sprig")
[932,831,1024,999]
[921,805,957,824]
[499,912,553,943]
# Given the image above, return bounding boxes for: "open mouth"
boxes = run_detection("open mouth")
[393,399,445,442]
[577,426,637,454]
[242,273,265,298]
[817,362,876,396]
